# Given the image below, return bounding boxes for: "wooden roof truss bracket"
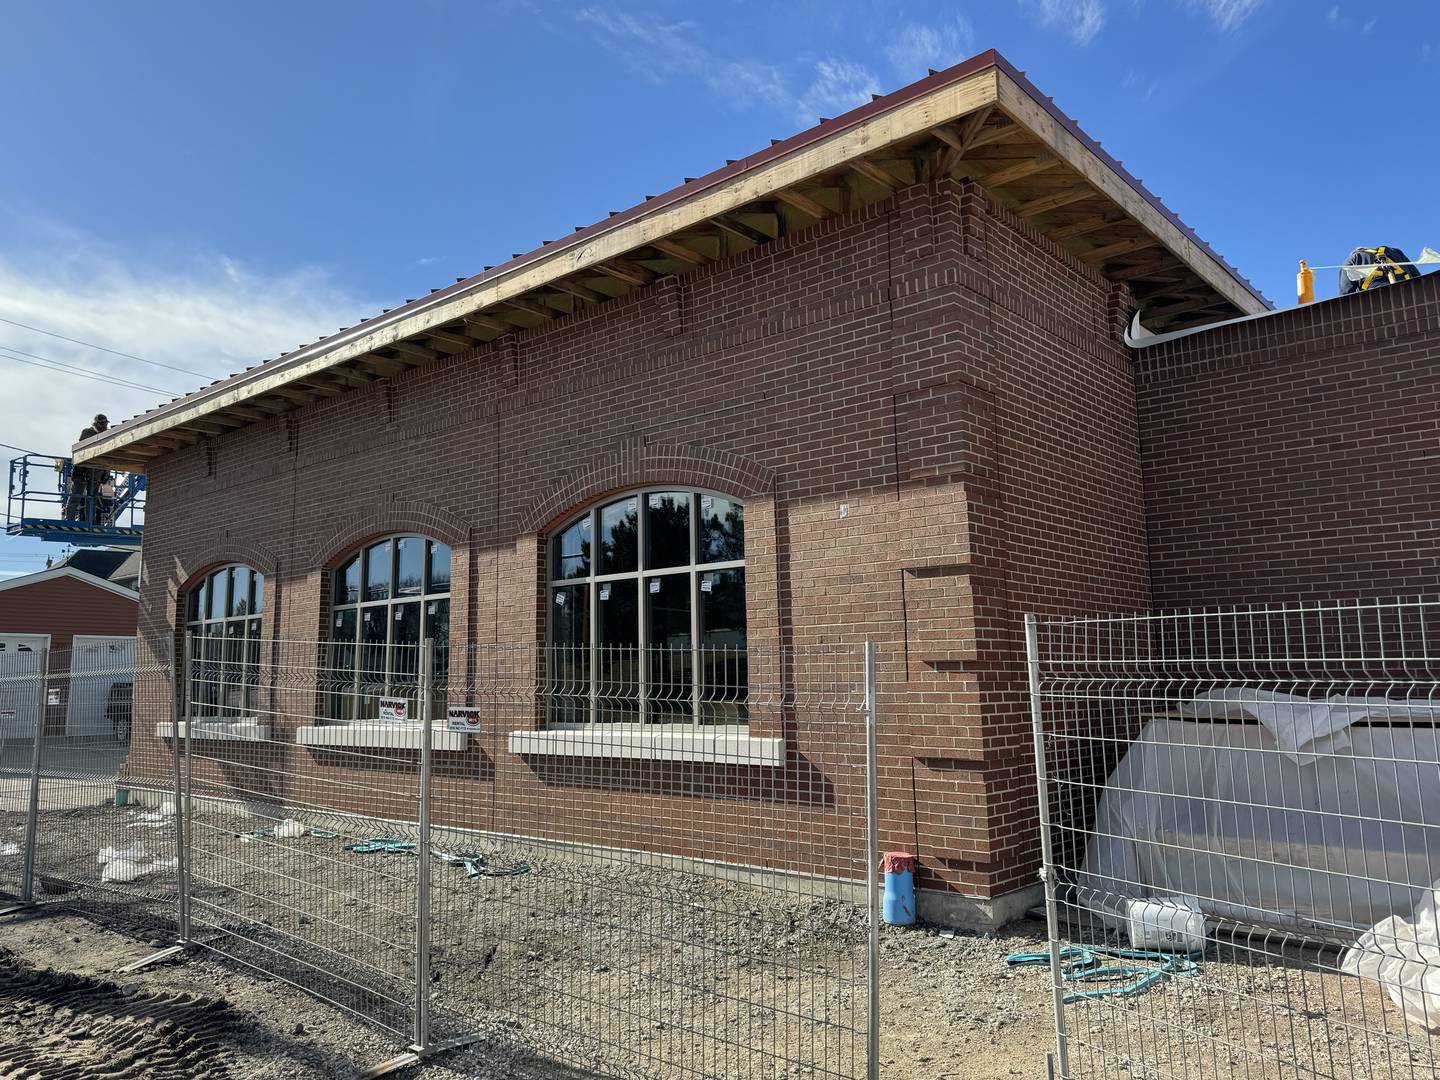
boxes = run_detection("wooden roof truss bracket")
[75,56,1267,471]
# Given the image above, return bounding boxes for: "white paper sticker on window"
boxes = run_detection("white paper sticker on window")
[335,614,343,627]
[701,576,714,593]
[701,495,713,511]
[364,610,372,622]
[649,494,663,509]
[580,518,591,531]
[627,498,638,514]
[555,592,566,606]
[395,609,404,621]
[649,579,661,594]
[428,602,438,615]
[599,585,611,601]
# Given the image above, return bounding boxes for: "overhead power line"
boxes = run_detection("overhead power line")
[0,314,213,380]
[0,345,178,396]
[0,441,53,456]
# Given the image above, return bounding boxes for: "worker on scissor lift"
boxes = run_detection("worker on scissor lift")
[66,414,112,525]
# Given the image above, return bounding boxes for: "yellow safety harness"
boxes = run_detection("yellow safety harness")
[1355,246,1416,291]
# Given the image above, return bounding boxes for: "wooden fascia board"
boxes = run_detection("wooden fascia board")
[993,70,1266,317]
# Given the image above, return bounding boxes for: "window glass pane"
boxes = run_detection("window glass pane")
[644,491,691,570]
[391,602,421,694]
[206,570,227,620]
[646,574,693,722]
[698,494,745,563]
[245,620,261,713]
[364,540,391,601]
[252,572,265,614]
[395,537,424,597]
[337,557,360,605]
[328,608,357,720]
[599,496,639,575]
[700,569,748,723]
[427,542,452,594]
[187,582,203,623]
[230,566,252,616]
[597,578,639,723]
[360,607,387,713]
[548,585,589,724]
[553,517,591,580]
[427,598,451,691]
[223,621,246,713]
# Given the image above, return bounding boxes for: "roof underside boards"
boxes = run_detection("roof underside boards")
[75,49,1267,474]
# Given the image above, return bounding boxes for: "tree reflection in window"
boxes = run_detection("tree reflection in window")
[547,490,747,726]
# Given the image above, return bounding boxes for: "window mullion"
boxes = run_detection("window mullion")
[637,500,648,725]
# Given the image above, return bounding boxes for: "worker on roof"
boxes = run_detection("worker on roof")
[67,414,112,525]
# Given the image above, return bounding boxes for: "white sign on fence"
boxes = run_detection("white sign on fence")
[446,707,482,734]
[378,697,409,723]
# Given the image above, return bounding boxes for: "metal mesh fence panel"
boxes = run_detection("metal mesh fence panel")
[180,634,422,1038]
[427,643,874,1079]
[171,634,876,1075]
[1027,601,1440,1079]
[13,641,177,930]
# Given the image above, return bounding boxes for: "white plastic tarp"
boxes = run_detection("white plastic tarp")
[1340,877,1440,1030]
[1075,694,1440,934]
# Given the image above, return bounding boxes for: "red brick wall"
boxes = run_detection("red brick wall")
[129,177,1149,904]
[1137,271,1440,608]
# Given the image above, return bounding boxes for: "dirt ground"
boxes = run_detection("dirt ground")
[3,801,1437,1079]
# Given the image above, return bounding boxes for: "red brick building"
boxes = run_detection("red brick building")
[73,50,1317,925]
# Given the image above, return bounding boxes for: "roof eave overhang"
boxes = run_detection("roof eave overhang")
[74,49,1267,472]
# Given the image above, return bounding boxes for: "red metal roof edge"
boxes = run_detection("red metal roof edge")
[79,48,1266,454]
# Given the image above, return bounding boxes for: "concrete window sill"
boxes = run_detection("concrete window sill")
[295,723,469,752]
[507,729,784,766]
[155,719,270,742]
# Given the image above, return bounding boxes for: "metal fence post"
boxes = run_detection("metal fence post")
[1025,614,1070,1080]
[413,636,434,1053]
[172,634,191,945]
[18,647,49,905]
[862,640,880,1080]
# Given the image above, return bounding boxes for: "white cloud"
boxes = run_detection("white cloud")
[1362,17,1376,34]
[577,9,789,111]
[0,220,371,461]
[1327,5,1339,23]
[1122,68,1160,102]
[884,18,977,80]
[577,9,883,126]
[794,59,883,124]
[1183,0,1265,31]
[1019,0,1107,45]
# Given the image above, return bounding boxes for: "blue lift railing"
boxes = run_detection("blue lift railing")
[5,454,145,546]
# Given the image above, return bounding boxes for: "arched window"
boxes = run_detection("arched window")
[548,489,746,726]
[185,565,264,717]
[328,535,451,721]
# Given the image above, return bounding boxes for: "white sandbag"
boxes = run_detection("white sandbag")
[273,819,305,839]
[97,845,147,865]
[1076,717,1440,933]
[1341,878,1440,1031]
[101,858,147,883]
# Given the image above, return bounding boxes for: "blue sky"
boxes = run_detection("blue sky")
[0,0,1436,576]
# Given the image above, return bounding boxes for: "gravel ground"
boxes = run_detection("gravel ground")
[3,802,1438,1079]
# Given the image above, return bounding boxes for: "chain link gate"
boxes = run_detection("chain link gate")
[1028,602,1440,1080]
